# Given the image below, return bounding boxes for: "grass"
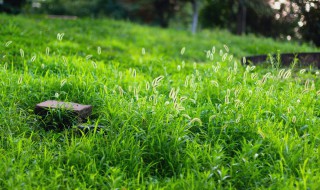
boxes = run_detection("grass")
[0,14,320,189]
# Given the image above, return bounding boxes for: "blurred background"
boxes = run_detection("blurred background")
[1,0,319,46]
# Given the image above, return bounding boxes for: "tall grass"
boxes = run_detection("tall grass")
[0,14,320,189]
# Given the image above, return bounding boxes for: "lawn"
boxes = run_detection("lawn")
[0,14,320,189]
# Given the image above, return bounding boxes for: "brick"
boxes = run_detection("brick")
[35,100,92,119]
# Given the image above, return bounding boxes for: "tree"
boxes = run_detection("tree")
[291,0,320,46]
[200,0,274,35]
[0,0,26,14]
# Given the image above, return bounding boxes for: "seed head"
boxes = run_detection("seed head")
[223,44,229,52]
[31,55,36,62]
[181,47,186,55]
[46,47,50,56]
[20,49,24,57]
[212,46,216,54]
[5,41,12,47]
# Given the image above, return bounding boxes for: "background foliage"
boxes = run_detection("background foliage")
[1,0,319,46]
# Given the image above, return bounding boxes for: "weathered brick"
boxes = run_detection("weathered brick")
[34,100,92,119]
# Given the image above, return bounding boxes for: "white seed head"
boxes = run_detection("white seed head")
[222,53,228,61]
[20,49,24,57]
[62,56,67,65]
[146,81,150,91]
[206,50,211,58]
[189,118,202,126]
[18,76,23,84]
[242,57,246,64]
[223,44,229,52]
[5,41,12,47]
[86,55,93,60]
[305,79,310,90]
[299,69,306,74]
[46,47,50,56]
[181,47,186,55]
[92,61,97,69]
[132,69,136,78]
[210,53,214,60]
[228,55,233,62]
[31,55,36,62]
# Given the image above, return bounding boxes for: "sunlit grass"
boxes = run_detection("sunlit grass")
[0,14,320,189]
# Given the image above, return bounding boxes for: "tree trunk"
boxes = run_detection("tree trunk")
[191,0,199,34]
[236,0,246,35]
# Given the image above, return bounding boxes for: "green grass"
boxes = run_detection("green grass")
[0,14,320,189]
